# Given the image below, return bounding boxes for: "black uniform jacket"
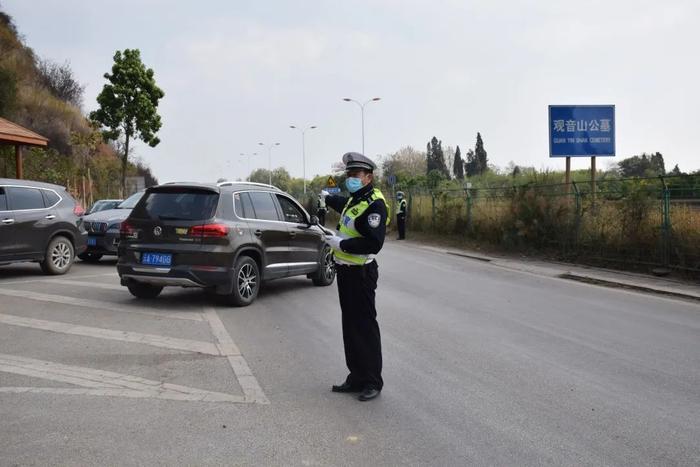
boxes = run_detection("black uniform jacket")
[326,183,387,256]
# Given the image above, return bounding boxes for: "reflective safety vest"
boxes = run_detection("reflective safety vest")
[397,198,407,215]
[333,188,389,266]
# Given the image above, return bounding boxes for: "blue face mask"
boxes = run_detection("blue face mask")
[346,177,363,193]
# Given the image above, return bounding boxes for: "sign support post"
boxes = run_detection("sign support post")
[591,156,597,203]
[565,157,571,195]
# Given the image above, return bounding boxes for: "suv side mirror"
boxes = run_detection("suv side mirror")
[310,215,319,225]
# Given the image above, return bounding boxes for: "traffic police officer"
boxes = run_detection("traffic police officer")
[321,152,387,401]
[396,191,407,240]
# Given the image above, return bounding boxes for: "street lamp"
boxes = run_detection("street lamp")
[343,97,381,155]
[258,142,280,186]
[289,125,317,194]
[239,152,258,180]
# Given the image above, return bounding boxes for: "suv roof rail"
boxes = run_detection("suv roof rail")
[217,181,279,190]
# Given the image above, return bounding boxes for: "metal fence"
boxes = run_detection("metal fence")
[393,175,700,275]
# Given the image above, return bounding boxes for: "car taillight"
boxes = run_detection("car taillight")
[189,224,229,237]
[73,203,85,216]
[120,221,137,239]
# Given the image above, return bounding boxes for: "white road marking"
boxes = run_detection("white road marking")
[42,279,123,291]
[202,307,269,404]
[0,313,220,355]
[0,288,268,405]
[0,288,203,321]
[0,272,117,286]
[0,354,245,403]
[203,307,241,356]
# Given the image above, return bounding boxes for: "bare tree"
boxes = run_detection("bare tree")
[37,59,85,107]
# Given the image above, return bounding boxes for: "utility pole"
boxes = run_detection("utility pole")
[343,97,381,155]
[289,125,317,194]
[258,142,280,186]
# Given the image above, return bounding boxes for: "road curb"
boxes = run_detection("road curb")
[558,273,700,303]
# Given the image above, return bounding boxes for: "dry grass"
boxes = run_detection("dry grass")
[405,188,700,272]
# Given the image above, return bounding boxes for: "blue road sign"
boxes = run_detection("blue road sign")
[549,105,615,157]
[326,187,341,194]
[387,174,397,186]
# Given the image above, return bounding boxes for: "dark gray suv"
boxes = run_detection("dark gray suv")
[117,182,335,306]
[0,178,87,274]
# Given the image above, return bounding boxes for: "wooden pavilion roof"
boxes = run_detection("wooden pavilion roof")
[0,117,49,147]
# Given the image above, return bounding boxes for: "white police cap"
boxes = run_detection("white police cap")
[343,152,376,172]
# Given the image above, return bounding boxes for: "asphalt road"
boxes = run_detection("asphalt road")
[1,241,699,466]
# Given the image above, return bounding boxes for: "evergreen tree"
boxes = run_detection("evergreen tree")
[453,145,464,180]
[464,149,477,177]
[618,152,666,177]
[475,132,488,174]
[426,136,450,178]
[649,152,665,175]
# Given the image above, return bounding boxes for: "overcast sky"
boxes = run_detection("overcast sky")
[4,0,699,182]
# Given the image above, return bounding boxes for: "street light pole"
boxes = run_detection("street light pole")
[290,125,317,194]
[239,152,258,181]
[343,97,381,155]
[258,142,280,186]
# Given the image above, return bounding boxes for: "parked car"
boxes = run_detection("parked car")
[117,181,335,306]
[86,199,123,215]
[79,191,144,262]
[0,178,87,274]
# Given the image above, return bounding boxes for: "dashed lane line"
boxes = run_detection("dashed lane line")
[202,307,269,404]
[0,354,245,403]
[0,313,220,355]
[0,288,203,322]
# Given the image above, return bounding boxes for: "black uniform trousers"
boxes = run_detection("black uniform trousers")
[336,261,383,391]
[397,214,406,239]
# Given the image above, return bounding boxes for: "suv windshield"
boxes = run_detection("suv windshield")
[131,189,219,221]
[118,192,144,209]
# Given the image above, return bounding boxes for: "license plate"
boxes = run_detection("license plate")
[87,237,97,246]
[141,252,172,266]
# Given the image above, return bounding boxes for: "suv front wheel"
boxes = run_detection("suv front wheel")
[223,256,260,307]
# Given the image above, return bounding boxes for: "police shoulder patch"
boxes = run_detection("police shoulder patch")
[367,213,382,228]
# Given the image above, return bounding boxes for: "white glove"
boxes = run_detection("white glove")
[325,235,343,251]
[320,190,330,199]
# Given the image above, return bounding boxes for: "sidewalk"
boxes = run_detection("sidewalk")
[400,239,700,302]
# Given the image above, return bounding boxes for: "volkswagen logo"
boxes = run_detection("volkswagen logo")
[153,226,162,236]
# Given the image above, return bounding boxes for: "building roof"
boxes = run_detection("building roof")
[0,117,49,147]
